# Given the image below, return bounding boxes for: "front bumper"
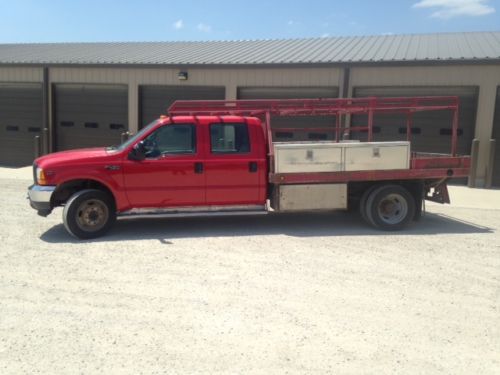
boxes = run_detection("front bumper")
[28,185,56,216]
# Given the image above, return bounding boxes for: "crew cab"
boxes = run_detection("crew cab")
[28,97,471,239]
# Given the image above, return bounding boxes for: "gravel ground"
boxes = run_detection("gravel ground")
[0,168,499,374]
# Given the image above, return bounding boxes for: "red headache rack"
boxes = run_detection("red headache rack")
[168,96,462,156]
[169,96,470,187]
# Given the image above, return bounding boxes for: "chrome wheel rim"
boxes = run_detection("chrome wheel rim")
[76,199,109,232]
[377,193,408,225]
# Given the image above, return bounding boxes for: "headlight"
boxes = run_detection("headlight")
[36,167,47,185]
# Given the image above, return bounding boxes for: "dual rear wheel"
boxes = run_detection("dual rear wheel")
[359,184,416,231]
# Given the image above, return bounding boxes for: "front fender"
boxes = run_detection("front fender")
[54,166,129,211]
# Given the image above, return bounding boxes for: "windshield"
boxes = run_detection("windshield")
[112,120,160,151]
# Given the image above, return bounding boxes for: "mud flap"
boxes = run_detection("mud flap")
[425,180,450,204]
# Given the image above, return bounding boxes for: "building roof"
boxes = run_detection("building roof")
[0,32,499,66]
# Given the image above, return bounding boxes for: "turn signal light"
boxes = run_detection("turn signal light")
[36,167,47,185]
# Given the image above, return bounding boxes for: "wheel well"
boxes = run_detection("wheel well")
[349,180,424,219]
[51,179,115,208]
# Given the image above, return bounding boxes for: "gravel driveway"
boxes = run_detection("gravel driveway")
[1,168,499,374]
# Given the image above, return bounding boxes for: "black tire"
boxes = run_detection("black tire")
[63,189,116,239]
[365,185,415,231]
[359,184,380,225]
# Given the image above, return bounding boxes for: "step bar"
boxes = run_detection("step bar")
[118,205,268,220]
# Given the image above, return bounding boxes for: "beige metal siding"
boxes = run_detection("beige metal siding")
[350,65,500,87]
[0,67,43,82]
[49,66,343,133]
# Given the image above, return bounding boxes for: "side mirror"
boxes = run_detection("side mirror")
[128,141,146,161]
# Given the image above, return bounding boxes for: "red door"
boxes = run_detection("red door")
[122,122,205,208]
[203,119,266,205]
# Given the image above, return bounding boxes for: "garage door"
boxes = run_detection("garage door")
[54,84,128,151]
[140,85,225,128]
[351,86,478,155]
[237,87,339,141]
[492,87,500,187]
[0,83,43,166]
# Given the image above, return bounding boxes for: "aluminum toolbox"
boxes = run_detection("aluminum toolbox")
[278,184,348,211]
[274,141,410,173]
[273,142,343,173]
[343,142,410,171]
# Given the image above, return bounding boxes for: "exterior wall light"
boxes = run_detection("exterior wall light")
[178,71,188,80]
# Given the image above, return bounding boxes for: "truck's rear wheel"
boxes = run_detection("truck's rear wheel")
[359,185,379,225]
[365,185,415,231]
[63,189,116,239]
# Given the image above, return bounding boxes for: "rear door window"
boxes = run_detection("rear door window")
[209,123,250,153]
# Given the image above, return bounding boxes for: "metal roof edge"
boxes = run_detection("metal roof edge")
[1,58,499,70]
[1,30,498,46]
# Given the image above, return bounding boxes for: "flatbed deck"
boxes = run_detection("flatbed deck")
[270,154,470,184]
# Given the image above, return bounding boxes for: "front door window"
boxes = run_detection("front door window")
[144,124,196,158]
[123,123,204,207]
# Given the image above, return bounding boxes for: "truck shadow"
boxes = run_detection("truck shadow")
[40,211,493,244]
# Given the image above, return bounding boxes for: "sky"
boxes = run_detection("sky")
[0,0,499,43]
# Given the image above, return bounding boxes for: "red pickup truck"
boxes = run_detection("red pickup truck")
[28,97,470,239]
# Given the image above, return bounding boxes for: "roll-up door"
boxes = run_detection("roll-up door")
[351,86,478,155]
[140,85,225,128]
[54,84,128,151]
[237,87,339,141]
[492,87,500,187]
[0,83,43,166]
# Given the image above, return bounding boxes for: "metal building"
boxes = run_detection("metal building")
[0,31,500,186]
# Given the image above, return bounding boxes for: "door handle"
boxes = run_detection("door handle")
[249,161,258,173]
[105,165,121,171]
[194,162,204,174]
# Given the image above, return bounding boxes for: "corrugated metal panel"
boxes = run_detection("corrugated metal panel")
[0,83,42,166]
[54,84,128,150]
[0,32,499,66]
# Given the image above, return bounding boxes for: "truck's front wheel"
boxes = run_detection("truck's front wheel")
[364,184,415,231]
[63,189,116,239]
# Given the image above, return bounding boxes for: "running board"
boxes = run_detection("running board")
[118,205,267,220]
